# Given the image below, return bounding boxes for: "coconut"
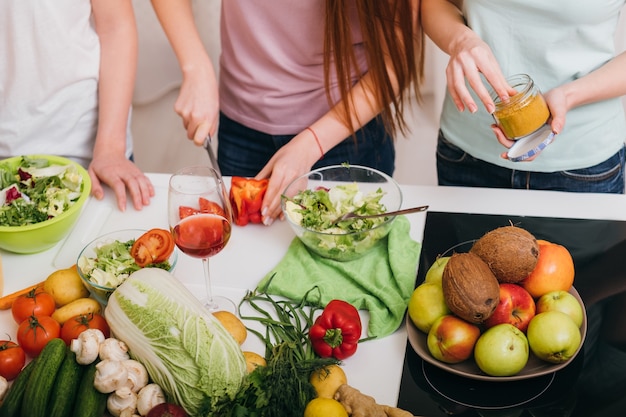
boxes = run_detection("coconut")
[470,225,539,283]
[442,252,500,324]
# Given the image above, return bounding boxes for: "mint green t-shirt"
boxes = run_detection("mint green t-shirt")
[440,0,626,171]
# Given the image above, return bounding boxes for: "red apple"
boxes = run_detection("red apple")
[484,283,536,332]
[427,315,481,364]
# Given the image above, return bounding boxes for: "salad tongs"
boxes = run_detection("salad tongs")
[331,205,429,225]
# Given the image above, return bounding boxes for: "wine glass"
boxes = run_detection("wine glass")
[168,165,235,313]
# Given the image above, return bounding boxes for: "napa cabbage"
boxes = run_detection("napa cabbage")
[104,268,247,416]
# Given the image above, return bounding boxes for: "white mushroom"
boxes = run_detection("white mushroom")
[94,359,129,393]
[0,376,8,402]
[120,409,141,417]
[122,359,149,393]
[136,383,166,416]
[99,338,131,362]
[70,328,106,365]
[107,386,138,417]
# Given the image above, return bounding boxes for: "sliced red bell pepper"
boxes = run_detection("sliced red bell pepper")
[309,299,362,360]
[229,177,269,226]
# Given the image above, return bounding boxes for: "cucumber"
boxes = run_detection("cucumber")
[0,358,37,417]
[72,360,107,417]
[48,348,84,417]
[19,338,66,417]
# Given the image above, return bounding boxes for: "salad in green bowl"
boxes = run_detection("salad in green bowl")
[0,155,85,227]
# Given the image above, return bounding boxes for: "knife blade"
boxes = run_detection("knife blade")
[202,135,221,176]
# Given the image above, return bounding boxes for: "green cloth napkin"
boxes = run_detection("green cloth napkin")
[257,216,421,338]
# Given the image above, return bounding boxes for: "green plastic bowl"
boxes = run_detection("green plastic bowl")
[0,155,92,254]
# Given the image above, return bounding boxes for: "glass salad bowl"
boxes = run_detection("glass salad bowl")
[0,154,91,254]
[281,165,403,261]
[77,229,178,304]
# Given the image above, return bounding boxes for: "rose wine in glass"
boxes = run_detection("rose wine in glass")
[168,166,235,313]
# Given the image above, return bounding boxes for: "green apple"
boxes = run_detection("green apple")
[527,311,581,364]
[474,323,529,377]
[424,256,450,284]
[408,282,451,333]
[427,315,480,364]
[535,290,584,328]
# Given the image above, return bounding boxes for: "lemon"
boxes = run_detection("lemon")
[243,351,267,373]
[213,310,247,344]
[44,265,90,307]
[304,398,348,417]
[309,364,347,399]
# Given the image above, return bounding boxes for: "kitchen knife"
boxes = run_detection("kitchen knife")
[202,135,221,176]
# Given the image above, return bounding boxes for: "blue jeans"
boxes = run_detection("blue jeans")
[436,131,625,194]
[216,113,395,177]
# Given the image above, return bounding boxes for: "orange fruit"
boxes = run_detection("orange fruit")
[521,240,574,298]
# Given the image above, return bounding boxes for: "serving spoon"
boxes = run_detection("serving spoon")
[331,204,429,225]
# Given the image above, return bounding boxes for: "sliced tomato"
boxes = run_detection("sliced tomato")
[199,197,227,218]
[131,228,175,267]
[60,313,110,345]
[0,340,26,380]
[17,315,61,357]
[179,205,199,219]
[11,289,56,325]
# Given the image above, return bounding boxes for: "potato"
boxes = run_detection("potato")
[51,297,101,324]
[44,265,90,307]
[213,310,247,345]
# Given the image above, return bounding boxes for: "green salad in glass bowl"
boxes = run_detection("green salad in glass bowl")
[281,165,402,261]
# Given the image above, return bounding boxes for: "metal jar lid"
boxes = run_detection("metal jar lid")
[506,124,555,162]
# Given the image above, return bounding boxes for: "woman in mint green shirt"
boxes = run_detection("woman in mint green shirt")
[422,0,626,194]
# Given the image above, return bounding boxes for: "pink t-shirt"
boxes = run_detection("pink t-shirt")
[219,0,367,135]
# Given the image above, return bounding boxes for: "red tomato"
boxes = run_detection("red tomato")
[199,197,227,218]
[131,228,175,267]
[17,315,61,357]
[60,313,111,345]
[11,289,56,324]
[0,340,26,380]
[147,403,189,417]
[179,205,198,219]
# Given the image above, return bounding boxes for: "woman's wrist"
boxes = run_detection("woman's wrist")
[306,126,325,160]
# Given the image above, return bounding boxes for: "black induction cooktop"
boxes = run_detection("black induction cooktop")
[396,212,626,417]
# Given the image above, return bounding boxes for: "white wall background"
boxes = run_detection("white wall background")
[130,1,626,187]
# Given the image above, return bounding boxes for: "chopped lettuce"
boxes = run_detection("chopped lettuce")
[284,183,390,260]
[0,156,83,226]
[78,238,171,288]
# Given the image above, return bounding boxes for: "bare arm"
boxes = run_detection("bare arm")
[257,3,417,224]
[421,0,514,113]
[90,0,154,211]
[150,0,219,143]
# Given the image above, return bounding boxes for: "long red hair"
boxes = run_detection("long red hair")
[324,0,424,138]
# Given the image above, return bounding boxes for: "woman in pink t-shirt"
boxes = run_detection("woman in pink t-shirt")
[151,0,424,224]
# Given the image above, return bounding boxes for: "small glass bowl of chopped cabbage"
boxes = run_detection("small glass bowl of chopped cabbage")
[0,154,92,254]
[281,165,402,262]
[77,229,178,304]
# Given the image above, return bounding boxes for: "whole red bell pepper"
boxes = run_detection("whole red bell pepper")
[309,299,362,360]
[229,177,269,226]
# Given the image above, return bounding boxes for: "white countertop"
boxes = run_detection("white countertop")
[2,173,626,408]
